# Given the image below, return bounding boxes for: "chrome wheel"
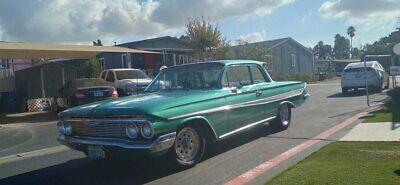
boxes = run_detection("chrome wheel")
[175,127,200,162]
[279,104,290,126]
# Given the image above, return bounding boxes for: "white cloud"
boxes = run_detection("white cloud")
[151,0,295,27]
[318,0,400,29]
[0,0,294,44]
[236,30,267,44]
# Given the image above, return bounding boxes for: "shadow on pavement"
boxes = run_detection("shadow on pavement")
[0,123,281,185]
[0,111,57,125]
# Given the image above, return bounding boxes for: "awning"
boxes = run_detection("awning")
[0,42,159,59]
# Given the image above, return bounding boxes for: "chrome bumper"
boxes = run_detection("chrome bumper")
[58,132,176,153]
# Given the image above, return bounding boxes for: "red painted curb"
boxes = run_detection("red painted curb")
[225,105,381,185]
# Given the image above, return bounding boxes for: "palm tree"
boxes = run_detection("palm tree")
[347,26,356,58]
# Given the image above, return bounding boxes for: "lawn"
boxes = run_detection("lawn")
[364,103,400,123]
[266,142,400,185]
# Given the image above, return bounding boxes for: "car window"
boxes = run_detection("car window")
[223,66,252,87]
[106,71,115,82]
[101,71,107,79]
[115,70,149,80]
[251,65,269,84]
[344,67,373,73]
[145,63,223,92]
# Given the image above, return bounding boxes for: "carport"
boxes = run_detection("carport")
[0,42,158,112]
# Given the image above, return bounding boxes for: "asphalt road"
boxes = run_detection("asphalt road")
[0,79,391,185]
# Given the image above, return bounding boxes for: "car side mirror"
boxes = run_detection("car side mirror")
[236,82,243,89]
[230,86,238,93]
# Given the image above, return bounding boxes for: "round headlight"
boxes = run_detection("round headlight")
[63,122,72,135]
[141,122,154,139]
[57,121,65,134]
[126,123,139,139]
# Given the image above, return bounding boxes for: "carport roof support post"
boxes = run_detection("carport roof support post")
[41,67,45,98]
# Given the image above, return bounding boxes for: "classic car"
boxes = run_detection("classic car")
[58,60,309,168]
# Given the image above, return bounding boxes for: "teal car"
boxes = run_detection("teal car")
[58,60,309,168]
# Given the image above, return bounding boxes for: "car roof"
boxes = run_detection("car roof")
[165,60,265,69]
[344,61,378,69]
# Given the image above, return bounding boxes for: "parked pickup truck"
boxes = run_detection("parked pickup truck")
[99,69,152,96]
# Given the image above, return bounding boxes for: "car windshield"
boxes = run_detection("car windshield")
[145,63,223,92]
[115,70,149,80]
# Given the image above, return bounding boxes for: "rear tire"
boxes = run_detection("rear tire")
[272,104,291,131]
[171,125,206,169]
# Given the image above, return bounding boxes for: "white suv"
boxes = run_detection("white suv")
[100,69,152,96]
[341,61,389,94]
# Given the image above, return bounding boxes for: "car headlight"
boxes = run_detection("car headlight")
[141,121,154,139]
[126,123,139,139]
[58,121,72,135]
[64,122,72,135]
[57,121,65,134]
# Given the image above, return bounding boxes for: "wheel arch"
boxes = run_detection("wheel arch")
[279,101,296,108]
[178,116,218,142]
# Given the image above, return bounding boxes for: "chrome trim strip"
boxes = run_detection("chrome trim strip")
[219,116,276,139]
[58,132,176,152]
[168,88,305,121]
[64,118,150,123]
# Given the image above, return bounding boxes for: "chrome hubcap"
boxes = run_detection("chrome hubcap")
[280,104,290,126]
[175,127,200,162]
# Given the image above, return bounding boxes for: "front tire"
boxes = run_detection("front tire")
[272,104,291,131]
[171,125,206,169]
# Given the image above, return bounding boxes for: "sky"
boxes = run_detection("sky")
[0,0,399,48]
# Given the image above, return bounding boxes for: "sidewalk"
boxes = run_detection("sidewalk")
[340,122,400,141]
[340,102,400,141]
[0,111,57,125]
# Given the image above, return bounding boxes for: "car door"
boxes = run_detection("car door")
[222,64,268,136]
[249,64,277,118]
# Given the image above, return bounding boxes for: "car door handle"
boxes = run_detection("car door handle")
[256,90,262,96]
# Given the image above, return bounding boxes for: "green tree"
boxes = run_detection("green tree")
[313,41,332,59]
[347,26,356,58]
[366,30,400,55]
[333,34,350,59]
[185,17,226,52]
[84,57,101,78]
[93,39,103,46]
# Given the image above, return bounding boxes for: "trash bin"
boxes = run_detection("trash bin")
[0,92,19,113]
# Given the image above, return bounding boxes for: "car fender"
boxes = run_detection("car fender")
[178,116,218,140]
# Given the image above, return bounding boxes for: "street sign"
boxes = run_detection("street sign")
[390,66,400,76]
[394,43,400,55]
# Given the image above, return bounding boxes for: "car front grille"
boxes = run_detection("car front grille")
[70,121,128,138]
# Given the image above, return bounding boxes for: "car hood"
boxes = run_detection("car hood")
[60,90,228,119]
[119,79,152,85]
[60,81,305,119]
